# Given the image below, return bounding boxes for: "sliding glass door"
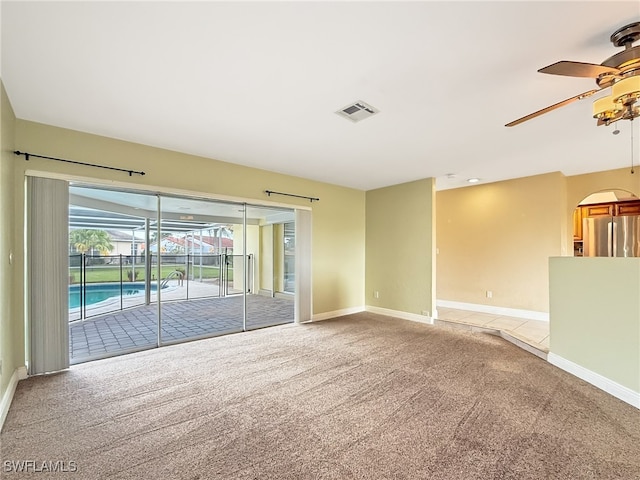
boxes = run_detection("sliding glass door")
[245,205,295,330]
[68,186,157,362]
[157,196,245,345]
[67,185,300,364]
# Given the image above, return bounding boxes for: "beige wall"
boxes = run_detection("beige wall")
[549,257,640,394]
[436,172,566,313]
[231,224,260,293]
[567,167,640,207]
[12,119,365,318]
[1,81,19,399]
[273,223,285,293]
[259,224,274,293]
[366,178,435,316]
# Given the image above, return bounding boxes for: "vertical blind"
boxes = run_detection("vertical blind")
[27,176,69,374]
[295,209,312,323]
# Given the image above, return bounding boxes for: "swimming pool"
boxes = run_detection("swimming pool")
[69,282,160,308]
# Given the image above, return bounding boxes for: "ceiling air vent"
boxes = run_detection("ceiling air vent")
[335,100,379,123]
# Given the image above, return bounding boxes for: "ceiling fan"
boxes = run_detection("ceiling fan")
[506,21,640,127]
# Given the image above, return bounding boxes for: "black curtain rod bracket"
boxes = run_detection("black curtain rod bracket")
[14,150,145,177]
[265,190,319,203]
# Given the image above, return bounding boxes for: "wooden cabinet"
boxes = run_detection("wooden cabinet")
[583,204,614,217]
[573,207,583,241]
[615,200,640,216]
[580,200,640,219]
[574,199,640,256]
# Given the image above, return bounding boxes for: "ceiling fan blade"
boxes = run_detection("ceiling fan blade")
[505,89,602,127]
[538,61,619,78]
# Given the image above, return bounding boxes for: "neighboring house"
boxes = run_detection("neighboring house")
[107,230,145,257]
[147,235,233,255]
[68,229,145,262]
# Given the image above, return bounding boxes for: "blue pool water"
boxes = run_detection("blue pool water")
[69,282,159,309]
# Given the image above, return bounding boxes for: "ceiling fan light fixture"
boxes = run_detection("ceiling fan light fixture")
[611,75,640,104]
[592,95,622,120]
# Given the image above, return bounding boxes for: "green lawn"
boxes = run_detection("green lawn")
[68,264,232,284]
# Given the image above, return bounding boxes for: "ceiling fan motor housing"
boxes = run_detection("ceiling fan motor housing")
[610,22,640,48]
[598,23,640,86]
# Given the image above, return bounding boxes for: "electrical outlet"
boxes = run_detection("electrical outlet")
[374,291,379,299]
[486,290,493,298]
[421,310,429,316]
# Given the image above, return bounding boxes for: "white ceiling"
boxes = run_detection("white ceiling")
[2,1,640,191]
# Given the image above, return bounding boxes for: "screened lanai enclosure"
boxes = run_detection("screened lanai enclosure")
[67,185,299,364]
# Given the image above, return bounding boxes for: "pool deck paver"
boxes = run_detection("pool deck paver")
[69,293,294,363]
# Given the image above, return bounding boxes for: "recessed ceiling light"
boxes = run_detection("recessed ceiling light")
[467,178,480,183]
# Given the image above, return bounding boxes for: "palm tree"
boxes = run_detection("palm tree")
[69,229,114,255]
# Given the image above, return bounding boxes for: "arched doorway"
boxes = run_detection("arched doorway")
[573,189,640,257]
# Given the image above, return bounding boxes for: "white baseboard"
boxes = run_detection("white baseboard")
[311,306,365,322]
[275,291,294,300]
[437,299,549,322]
[258,290,293,300]
[548,352,639,409]
[365,306,434,325]
[0,366,27,432]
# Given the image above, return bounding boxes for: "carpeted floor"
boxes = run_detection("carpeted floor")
[2,312,639,479]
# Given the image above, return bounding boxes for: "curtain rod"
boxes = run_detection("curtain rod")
[14,150,146,177]
[265,190,319,203]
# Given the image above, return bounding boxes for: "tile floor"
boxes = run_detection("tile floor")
[69,294,294,364]
[435,307,549,355]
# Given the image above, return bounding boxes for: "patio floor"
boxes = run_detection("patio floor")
[69,294,294,363]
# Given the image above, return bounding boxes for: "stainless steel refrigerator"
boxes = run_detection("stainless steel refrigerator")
[583,215,640,257]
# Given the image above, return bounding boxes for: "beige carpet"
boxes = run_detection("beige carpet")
[2,312,639,479]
